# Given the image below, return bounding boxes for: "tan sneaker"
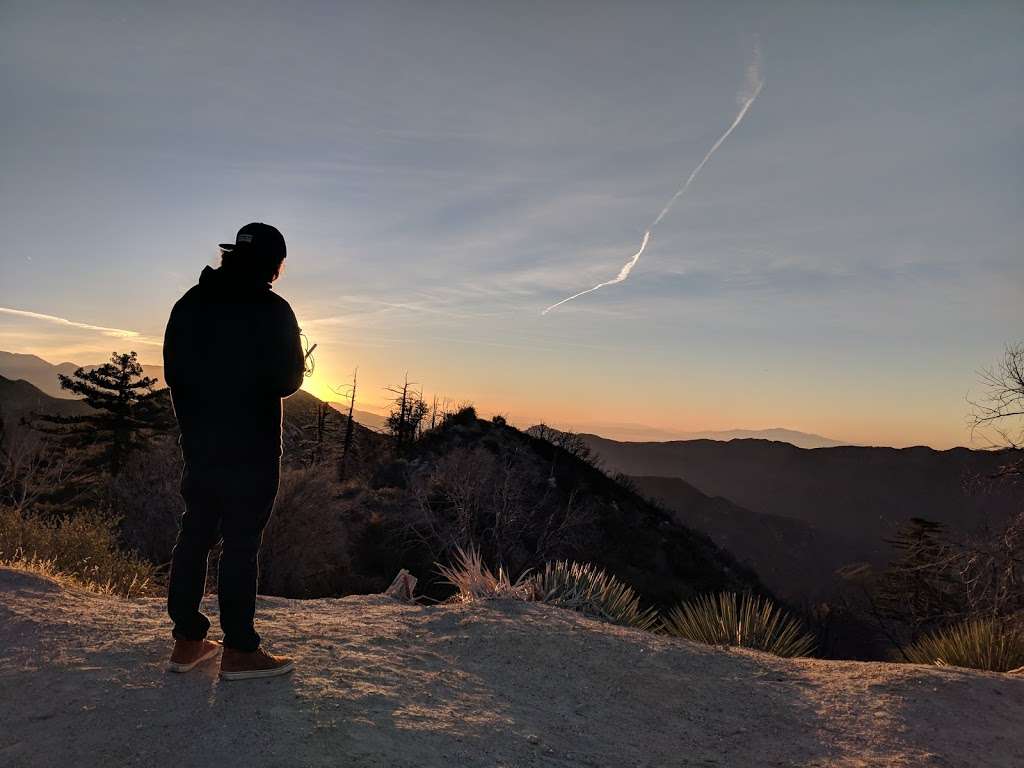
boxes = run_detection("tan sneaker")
[167,638,222,673]
[219,647,295,681]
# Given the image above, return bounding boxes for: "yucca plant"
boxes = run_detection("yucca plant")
[905,617,1024,673]
[436,545,534,602]
[662,591,816,658]
[531,560,659,632]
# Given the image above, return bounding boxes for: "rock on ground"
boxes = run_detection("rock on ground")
[0,567,1022,767]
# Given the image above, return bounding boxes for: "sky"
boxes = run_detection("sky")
[1,1,1021,448]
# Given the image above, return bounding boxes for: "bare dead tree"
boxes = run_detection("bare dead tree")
[0,414,80,513]
[334,368,358,482]
[413,387,426,441]
[526,423,602,468]
[403,444,595,575]
[295,401,332,468]
[969,342,1024,478]
[956,509,1024,619]
[385,374,428,454]
[857,346,1024,646]
[961,342,1024,615]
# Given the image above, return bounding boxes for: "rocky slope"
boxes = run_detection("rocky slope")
[1,567,1021,768]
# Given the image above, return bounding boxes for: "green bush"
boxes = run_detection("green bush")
[0,506,154,597]
[905,617,1024,673]
[662,591,816,658]
[532,560,659,632]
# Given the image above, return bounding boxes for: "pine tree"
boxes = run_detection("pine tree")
[34,351,172,476]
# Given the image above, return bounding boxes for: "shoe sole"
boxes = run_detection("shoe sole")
[167,645,221,673]
[219,661,295,681]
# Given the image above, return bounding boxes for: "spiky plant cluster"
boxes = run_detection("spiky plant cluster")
[531,560,659,631]
[662,591,816,658]
[905,617,1024,673]
[436,545,534,602]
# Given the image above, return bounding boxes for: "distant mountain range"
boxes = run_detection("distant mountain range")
[574,434,1021,616]
[326,402,388,432]
[0,351,166,399]
[585,433,1021,547]
[547,421,850,448]
[0,351,392,431]
[0,374,91,425]
[4,352,858,447]
[0,351,395,442]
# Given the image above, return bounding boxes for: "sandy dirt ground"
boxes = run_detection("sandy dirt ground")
[1,566,1021,768]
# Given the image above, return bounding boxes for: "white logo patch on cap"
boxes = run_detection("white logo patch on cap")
[237,234,254,243]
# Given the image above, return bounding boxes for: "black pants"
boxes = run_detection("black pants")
[167,460,281,652]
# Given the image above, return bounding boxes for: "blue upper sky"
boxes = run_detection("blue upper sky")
[1,1,1020,447]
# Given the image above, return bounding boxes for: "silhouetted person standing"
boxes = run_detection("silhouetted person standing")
[163,222,304,680]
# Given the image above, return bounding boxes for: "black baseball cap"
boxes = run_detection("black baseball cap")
[219,222,286,259]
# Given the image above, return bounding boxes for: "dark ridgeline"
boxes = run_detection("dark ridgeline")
[582,434,1021,545]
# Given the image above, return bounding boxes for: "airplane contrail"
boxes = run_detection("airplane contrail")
[540,231,650,315]
[542,51,763,315]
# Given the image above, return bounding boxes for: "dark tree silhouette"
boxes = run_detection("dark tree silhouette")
[336,368,358,482]
[969,342,1024,480]
[34,351,171,476]
[386,375,428,453]
[300,402,332,467]
[874,519,964,638]
[526,423,600,467]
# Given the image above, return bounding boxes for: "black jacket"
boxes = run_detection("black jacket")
[163,265,305,464]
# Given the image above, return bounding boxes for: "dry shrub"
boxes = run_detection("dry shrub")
[408,445,594,574]
[905,617,1024,672]
[0,423,80,514]
[662,592,816,658]
[107,438,184,563]
[436,545,534,602]
[0,506,154,597]
[259,467,352,598]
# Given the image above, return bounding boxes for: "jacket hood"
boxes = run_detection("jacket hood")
[198,265,271,298]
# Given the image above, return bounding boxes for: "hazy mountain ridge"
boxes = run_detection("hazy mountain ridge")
[0,351,396,434]
[0,374,91,424]
[0,351,166,399]
[584,434,1021,547]
[325,401,388,432]
[3,352,853,446]
[569,422,850,448]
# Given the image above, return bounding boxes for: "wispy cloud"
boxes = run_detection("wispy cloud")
[0,306,161,346]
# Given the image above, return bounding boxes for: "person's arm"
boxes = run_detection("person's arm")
[265,301,305,398]
[162,299,189,391]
